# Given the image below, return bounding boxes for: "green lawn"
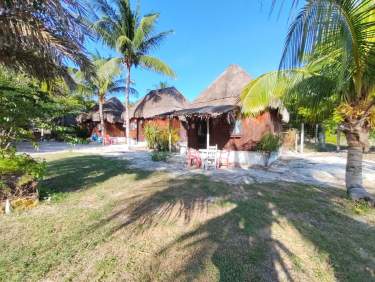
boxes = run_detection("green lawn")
[0,153,374,281]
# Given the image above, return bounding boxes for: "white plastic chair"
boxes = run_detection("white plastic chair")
[203,145,218,170]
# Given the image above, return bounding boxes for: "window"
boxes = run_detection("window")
[130,121,137,130]
[231,119,243,136]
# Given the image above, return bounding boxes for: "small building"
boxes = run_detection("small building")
[77,97,125,139]
[166,65,288,167]
[127,87,189,144]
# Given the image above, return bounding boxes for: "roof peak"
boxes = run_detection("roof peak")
[191,65,252,107]
[148,86,177,93]
[129,87,189,118]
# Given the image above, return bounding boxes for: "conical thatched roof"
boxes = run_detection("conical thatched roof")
[77,97,124,124]
[191,65,252,107]
[129,87,189,119]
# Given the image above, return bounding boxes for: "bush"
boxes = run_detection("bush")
[256,134,281,153]
[64,135,89,145]
[0,149,46,202]
[0,149,46,179]
[144,124,159,149]
[151,151,170,162]
[144,123,180,151]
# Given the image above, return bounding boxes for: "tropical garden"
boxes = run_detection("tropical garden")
[241,0,375,203]
[0,0,374,281]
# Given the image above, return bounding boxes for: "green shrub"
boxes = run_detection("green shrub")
[151,151,170,162]
[0,149,46,179]
[144,123,180,151]
[256,134,281,153]
[0,149,46,201]
[144,124,159,149]
[64,135,89,145]
[51,126,89,144]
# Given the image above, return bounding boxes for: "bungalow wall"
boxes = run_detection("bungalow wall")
[187,110,282,151]
[91,121,125,137]
[129,117,187,143]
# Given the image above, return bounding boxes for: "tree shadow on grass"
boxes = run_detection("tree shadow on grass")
[93,175,375,281]
[39,155,154,199]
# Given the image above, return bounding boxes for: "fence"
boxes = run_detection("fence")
[282,123,375,153]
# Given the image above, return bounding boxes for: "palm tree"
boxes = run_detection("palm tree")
[92,0,176,145]
[242,0,375,203]
[73,53,126,145]
[0,0,93,81]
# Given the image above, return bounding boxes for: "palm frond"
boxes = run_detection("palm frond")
[139,56,176,78]
[133,13,160,48]
[92,17,118,47]
[116,35,133,54]
[241,69,311,117]
[139,30,174,53]
[0,0,93,81]
[280,0,375,95]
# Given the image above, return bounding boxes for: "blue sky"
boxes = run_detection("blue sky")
[86,0,297,103]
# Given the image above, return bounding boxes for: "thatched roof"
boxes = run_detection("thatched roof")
[162,65,289,122]
[169,105,238,118]
[77,97,124,124]
[191,64,252,108]
[128,87,189,119]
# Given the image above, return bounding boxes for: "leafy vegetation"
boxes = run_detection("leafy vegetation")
[255,134,281,153]
[0,149,46,202]
[151,151,170,162]
[0,67,51,149]
[0,0,92,82]
[241,0,375,203]
[0,67,94,149]
[144,123,180,151]
[0,150,45,179]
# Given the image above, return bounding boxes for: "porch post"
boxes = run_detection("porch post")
[206,117,210,149]
[336,126,341,152]
[168,117,172,152]
[300,123,304,153]
[315,124,319,144]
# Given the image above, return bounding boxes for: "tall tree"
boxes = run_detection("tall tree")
[0,67,50,149]
[242,0,375,204]
[92,0,176,145]
[0,0,93,81]
[72,53,127,144]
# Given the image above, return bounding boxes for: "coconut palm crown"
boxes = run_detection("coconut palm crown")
[0,0,93,81]
[241,0,375,203]
[92,0,176,144]
[72,53,128,144]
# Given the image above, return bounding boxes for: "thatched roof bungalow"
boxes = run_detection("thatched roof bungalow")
[77,97,125,138]
[126,87,189,143]
[166,65,287,154]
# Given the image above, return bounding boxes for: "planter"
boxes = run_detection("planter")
[223,150,280,168]
[1,174,39,214]
[1,197,39,215]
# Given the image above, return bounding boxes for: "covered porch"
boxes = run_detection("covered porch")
[163,105,280,168]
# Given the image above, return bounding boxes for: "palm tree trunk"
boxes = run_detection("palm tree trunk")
[99,96,106,146]
[125,65,131,145]
[344,126,374,205]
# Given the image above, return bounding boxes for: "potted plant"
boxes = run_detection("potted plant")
[255,134,281,167]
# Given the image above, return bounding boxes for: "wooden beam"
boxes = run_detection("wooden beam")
[206,118,210,149]
[168,117,172,152]
[300,123,304,153]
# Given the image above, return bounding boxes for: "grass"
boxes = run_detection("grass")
[0,153,374,281]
